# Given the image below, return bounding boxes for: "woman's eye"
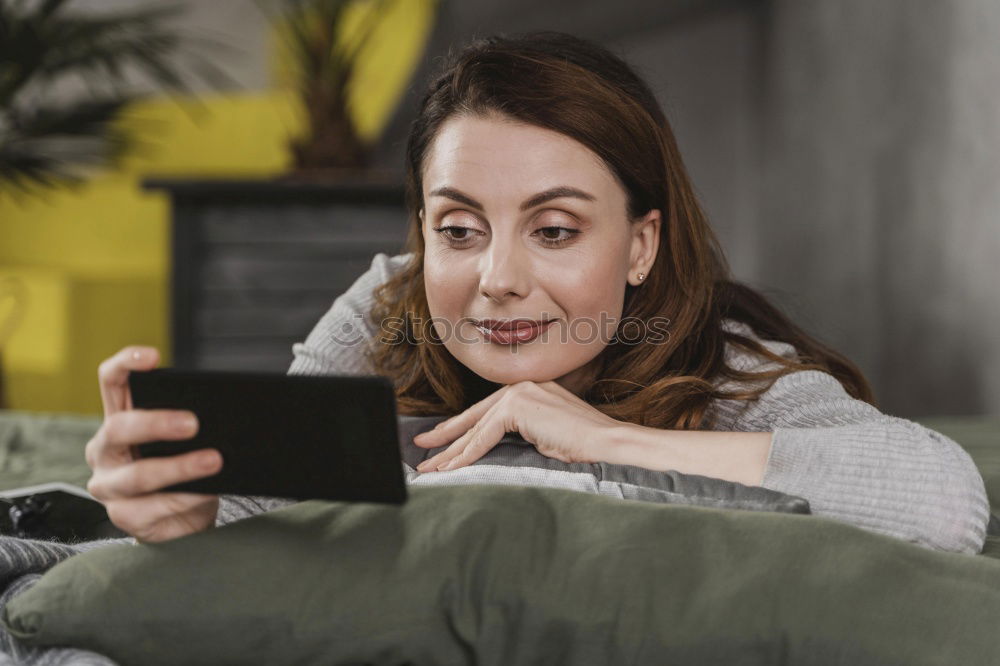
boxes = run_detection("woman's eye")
[436,226,479,243]
[434,224,580,247]
[535,226,580,246]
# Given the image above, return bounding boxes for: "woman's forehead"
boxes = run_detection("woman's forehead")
[422,115,621,203]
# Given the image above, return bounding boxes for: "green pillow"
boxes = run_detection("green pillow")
[5,485,1000,665]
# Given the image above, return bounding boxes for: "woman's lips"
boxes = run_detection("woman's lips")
[475,320,554,344]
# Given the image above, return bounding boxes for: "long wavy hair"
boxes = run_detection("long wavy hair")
[367,31,876,429]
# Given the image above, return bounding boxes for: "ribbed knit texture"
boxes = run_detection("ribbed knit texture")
[0,536,129,665]
[272,251,990,555]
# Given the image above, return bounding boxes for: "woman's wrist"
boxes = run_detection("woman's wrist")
[603,421,679,469]
[601,421,773,487]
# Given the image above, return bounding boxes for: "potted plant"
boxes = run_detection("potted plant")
[0,0,227,195]
[264,0,416,179]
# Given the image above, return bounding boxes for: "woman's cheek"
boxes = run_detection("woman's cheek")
[423,273,464,344]
[561,286,626,343]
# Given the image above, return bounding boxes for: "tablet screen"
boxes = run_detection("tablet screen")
[129,369,407,504]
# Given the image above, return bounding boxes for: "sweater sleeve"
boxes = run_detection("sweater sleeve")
[719,368,990,554]
[215,251,414,527]
[288,251,415,377]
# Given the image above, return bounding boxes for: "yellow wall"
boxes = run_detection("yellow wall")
[0,0,436,415]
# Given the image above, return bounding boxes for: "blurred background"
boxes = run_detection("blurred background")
[1,0,998,421]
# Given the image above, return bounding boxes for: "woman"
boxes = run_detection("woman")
[85,32,989,554]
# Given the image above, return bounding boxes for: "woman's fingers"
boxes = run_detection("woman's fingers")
[417,402,509,472]
[88,347,223,543]
[98,346,160,418]
[105,492,219,543]
[87,447,222,501]
[88,408,198,469]
[413,383,512,448]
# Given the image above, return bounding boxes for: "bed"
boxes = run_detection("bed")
[1,409,999,665]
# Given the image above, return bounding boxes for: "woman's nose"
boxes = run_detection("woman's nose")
[478,237,530,302]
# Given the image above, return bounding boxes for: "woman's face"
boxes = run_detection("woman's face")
[419,113,660,395]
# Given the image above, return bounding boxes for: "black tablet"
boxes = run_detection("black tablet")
[0,482,128,542]
[128,369,407,504]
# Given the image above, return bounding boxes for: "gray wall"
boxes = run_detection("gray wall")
[751,0,1000,418]
[750,0,998,419]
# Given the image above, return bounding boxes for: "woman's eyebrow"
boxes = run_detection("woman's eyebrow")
[429,186,596,212]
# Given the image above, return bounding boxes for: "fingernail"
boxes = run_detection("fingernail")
[200,451,220,470]
[174,413,197,432]
[131,350,142,361]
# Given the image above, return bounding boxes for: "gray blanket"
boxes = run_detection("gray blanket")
[0,536,128,665]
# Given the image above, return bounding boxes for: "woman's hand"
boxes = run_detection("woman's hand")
[413,380,623,472]
[85,346,223,543]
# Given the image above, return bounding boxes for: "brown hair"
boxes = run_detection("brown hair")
[367,31,876,429]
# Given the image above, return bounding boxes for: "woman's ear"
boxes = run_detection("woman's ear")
[628,209,661,285]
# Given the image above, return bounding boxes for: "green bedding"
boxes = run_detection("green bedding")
[0,410,100,490]
[2,410,1000,664]
[6,483,1000,665]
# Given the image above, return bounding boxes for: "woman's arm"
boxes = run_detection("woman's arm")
[216,251,413,527]
[606,427,773,488]
[614,368,990,555]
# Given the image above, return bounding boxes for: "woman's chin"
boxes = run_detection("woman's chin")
[463,362,560,387]
[447,340,597,385]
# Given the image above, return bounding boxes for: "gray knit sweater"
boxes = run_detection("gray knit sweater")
[277,251,990,555]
